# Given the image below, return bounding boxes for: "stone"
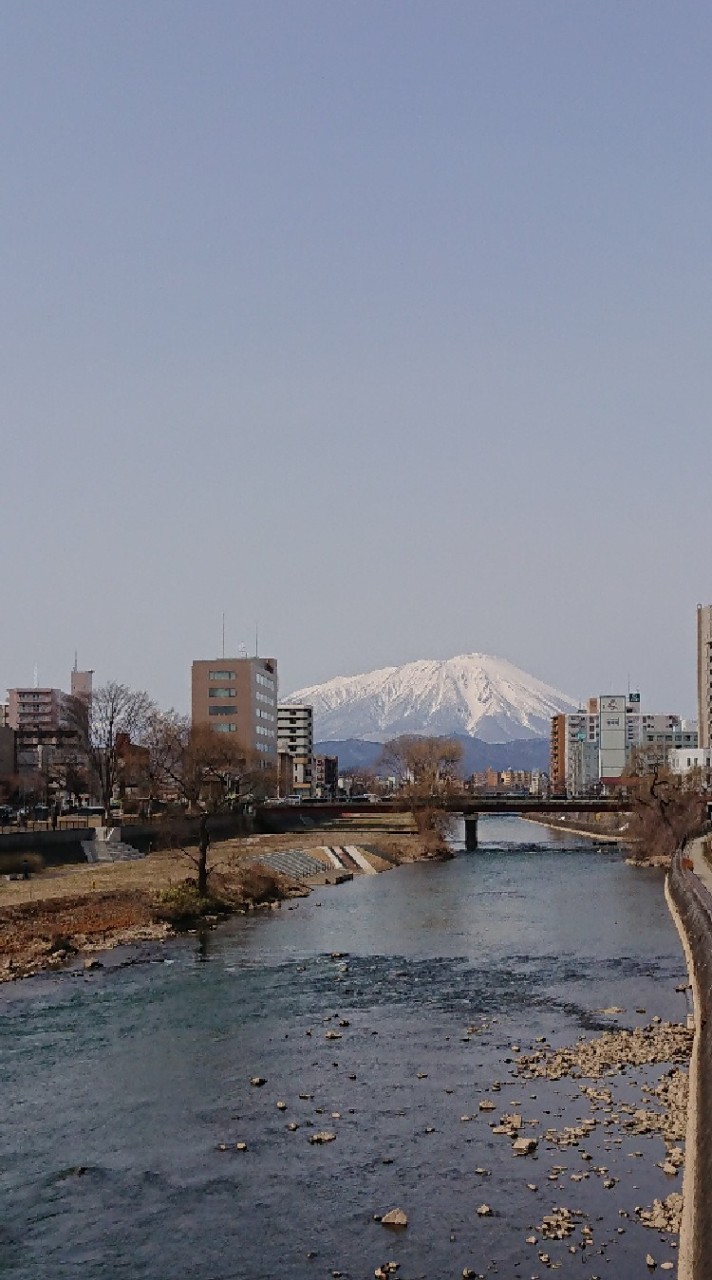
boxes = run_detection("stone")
[512,1137,537,1155]
[325,1031,342,1040]
[277,1101,287,1111]
[479,1100,496,1111]
[381,1208,408,1228]
[287,1122,299,1131]
[476,1204,492,1216]
[250,1076,266,1087]
[83,957,102,970]
[235,1141,248,1151]
[309,1130,336,1144]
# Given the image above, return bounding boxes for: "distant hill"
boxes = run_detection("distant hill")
[316,735,550,776]
[285,652,574,743]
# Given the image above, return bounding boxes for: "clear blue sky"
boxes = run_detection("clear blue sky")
[2,1,711,716]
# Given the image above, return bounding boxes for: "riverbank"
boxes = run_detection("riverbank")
[526,811,632,843]
[0,817,432,983]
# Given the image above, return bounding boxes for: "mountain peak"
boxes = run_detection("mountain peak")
[284,653,576,744]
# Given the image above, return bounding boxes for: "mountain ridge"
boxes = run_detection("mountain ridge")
[315,735,550,775]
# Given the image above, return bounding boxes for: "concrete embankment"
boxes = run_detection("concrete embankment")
[666,838,712,1280]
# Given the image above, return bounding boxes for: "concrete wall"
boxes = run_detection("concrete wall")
[667,848,712,1279]
[0,827,91,865]
[0,813,254,865]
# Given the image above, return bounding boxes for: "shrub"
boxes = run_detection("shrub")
[151,879,230,924]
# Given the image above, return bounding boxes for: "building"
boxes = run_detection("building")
[0,726,15,787]
[698,605,712,750]
[550,692,697,794]
[191,657,278,766]
[277,704,313,797]
[669,747,712,780]
[313,753,338,799]
[6,668,93,786]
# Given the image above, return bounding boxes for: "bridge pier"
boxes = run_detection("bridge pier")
[464,815,479,851]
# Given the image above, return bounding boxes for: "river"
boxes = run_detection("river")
[0,817,688,1279]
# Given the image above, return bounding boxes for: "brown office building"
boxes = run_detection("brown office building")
[191,657,278,767]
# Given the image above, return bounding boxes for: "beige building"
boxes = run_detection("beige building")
[191,657,278,766]
[698,604,712,750]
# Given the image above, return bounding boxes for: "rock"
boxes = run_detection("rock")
[646,1256,656,1269]
[287,1122,299,1131]
[235,1141,248,1151]
[381,1208,408,1228]
[83,957,103,970]
[276,1101,287,1111]
[479,1100,496,1111]
[476,1204,492,1216]
[460,1115,473,1122]
[250,1076,266,1087]
[325,1031,342,1040]
[512,1137,538,1155]
[309,1130,336,1144]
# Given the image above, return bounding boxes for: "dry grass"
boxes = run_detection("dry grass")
[0,818,426,981]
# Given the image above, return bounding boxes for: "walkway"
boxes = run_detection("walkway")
[688,835,712,896]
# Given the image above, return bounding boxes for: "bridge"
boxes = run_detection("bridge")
[276,796,629,851]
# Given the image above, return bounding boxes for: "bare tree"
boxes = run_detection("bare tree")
[380,735,463,794]
[77,682,156,822]
[380,735,463,855]
[145,718,263,813]
[625,756,706,862]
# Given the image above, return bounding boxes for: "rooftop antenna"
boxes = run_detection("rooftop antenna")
[222,612,225,659]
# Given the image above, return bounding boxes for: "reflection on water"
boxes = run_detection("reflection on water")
[0,817,687,1279]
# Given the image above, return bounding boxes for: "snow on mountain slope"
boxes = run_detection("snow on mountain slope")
[283,653,577,744]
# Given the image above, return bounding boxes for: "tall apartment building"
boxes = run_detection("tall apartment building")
[697,604,712,750]
[313,753,338,799]
[277,704,313,797]
[191,657,278,766]
[6,668,94,777]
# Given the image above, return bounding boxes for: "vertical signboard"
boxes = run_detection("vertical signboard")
[599,694,627,779]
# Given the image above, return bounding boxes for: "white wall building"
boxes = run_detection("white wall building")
[277,704,313,796]
[669,747,712,777]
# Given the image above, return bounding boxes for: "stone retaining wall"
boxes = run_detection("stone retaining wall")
[667,848,712,1280]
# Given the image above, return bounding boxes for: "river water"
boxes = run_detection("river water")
[1,818,688,1279]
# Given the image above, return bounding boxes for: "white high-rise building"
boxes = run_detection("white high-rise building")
[277,704,313,797]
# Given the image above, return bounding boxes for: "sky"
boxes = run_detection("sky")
[2,1,711,717]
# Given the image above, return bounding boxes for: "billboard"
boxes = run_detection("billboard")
[599,695,627,778]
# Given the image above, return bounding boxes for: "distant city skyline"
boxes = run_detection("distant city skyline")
[1,4,710,716]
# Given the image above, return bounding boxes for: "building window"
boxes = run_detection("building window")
[209,688,236,698]
[215,723,237,733]
[209,670,235,681]
[209,706,236,717]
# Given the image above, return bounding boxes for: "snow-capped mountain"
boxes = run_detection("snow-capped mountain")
[283,653,576,744]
